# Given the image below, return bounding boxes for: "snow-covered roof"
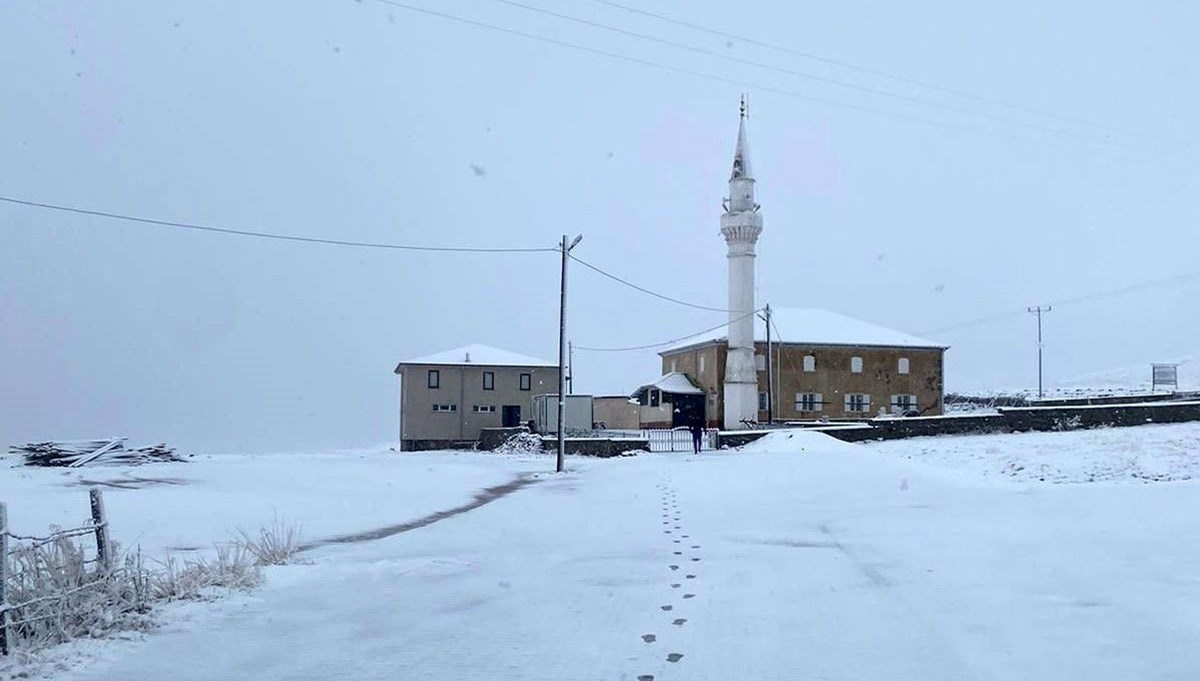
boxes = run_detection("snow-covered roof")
[662,307,946,354]
[632,372,704,396]
[396,343,555,369]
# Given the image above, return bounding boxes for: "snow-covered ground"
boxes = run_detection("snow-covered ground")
[0,447,550,559]
[1056,355,1198,394]
[863,422,1200,483]
[950,354,1199,401]
[4,426,1200,680]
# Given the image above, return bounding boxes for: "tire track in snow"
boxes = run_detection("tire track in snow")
[300,472,540,550]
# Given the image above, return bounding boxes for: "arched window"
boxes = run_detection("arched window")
[898,357,910,374]
[802,355,816,372]
[850,356,864,373]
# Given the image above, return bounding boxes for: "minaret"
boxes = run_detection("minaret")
[720,97,763,429]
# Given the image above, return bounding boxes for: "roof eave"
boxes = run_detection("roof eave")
[658,338,725,356]
[393,361,558,369]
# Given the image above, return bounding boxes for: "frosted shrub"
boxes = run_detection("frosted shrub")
[236,520,303,566]
[151,544,261,601]
[496,432,544,455]
[4,537,150,653]
[3,522,286,657]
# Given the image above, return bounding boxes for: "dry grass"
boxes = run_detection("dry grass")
[3,522,294,656]
[150,544,261,602]
[236,520,303,566]
[3,537,149,654]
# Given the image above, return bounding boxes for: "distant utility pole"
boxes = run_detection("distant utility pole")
[567,341,574,395]
[557,234,583,474]
[1027,305,1051,399]
[758,303,773,424]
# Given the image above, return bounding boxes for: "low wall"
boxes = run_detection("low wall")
[478,427,526,451]
[541,437,650,457]
[1026,393,1177,407]
[1000,401,1200,431]
[717,431,771,448]
[400,439,478,452]
[719,401,1200,447]
[863,414,1008,440]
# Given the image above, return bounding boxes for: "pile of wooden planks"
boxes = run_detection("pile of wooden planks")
[8,438,185,467]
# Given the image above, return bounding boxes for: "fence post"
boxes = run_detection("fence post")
[89,489,111,572]
[1,502,10,656]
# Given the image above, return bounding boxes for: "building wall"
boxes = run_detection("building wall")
[661,343,945,423]
[397,364,559,445]
[763,344,944,419]
[593,397,640,430]
[660,345,726,427]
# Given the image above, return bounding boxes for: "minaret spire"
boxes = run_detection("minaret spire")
[719,98,764,430]
[731,95,753,181]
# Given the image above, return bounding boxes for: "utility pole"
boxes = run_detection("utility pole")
[1027,305,1051,399]
[557,234,583,473]
[759,303,773,424]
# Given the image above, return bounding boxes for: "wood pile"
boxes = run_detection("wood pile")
[8,438,186,467]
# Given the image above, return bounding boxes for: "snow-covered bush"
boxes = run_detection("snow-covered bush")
[151,544,261,601]
[3,522,289,657]
[3,537,151,654]
[495,432,545,455]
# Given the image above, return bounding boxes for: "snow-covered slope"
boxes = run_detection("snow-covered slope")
[1055,355,1198,393]
[864,422,1200,483]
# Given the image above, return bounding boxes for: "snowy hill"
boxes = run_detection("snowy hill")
[1055,355,1198,393]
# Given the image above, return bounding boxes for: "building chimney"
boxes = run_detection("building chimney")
[465,351,471,363]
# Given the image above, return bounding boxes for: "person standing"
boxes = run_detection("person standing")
[689,419,705,454]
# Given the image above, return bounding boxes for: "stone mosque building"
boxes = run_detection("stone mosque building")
[632,101,948,430]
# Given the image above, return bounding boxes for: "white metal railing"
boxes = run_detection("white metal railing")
[639,428,719,452]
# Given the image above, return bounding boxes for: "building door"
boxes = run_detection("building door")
[502,405,522,428]
[671,394,706,429]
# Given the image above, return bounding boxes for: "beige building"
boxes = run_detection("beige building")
[394,344,558,450]
[660,308,947,427]
[592,395,640,430]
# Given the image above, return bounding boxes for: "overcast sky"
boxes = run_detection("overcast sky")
[2,0,1197,453]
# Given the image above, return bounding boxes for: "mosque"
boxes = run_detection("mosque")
[619,100,948,431]
[397,101,948,449]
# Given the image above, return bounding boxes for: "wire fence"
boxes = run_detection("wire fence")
[1,489,116,656]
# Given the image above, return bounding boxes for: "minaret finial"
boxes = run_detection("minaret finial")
[740,93,747,119]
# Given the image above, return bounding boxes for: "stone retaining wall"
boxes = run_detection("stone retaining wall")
[719,401,1200,447]
[541,437,650,457]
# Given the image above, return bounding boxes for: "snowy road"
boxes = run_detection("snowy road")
[62,431,1200,680]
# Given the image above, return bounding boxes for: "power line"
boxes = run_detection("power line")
[362,0,1189,169]
[586,0,1192,153]
[575,308,762,352]
[487,0,1174,156]
[0,195,558,253]
[917,268,1200,336]
[568,253,730,312]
